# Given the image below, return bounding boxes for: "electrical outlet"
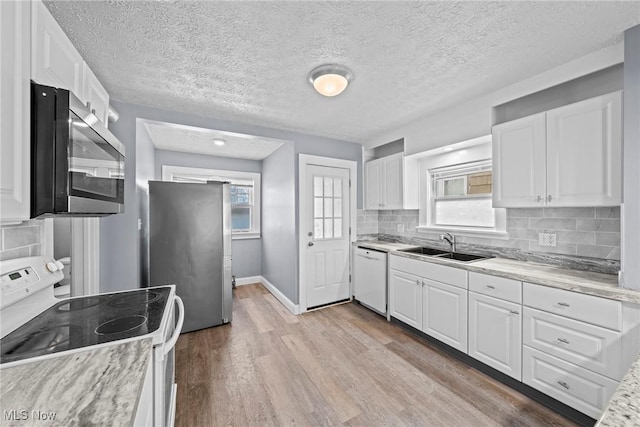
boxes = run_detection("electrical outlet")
[539,232,557,247]
[397,223,405,233]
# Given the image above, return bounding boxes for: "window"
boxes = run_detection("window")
[432,161,494,228]
[419,159,506,237]
[162,165,261,239]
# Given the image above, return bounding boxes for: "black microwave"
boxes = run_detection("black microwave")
[31,82,125,218]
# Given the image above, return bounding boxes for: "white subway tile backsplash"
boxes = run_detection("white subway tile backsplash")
[595,232,621,247]
[357,206,621,262]
[528,218,577,231]
[576,218,620,232]
[556,230,596,245]
[596,207,621,218]
[542,207,595,218]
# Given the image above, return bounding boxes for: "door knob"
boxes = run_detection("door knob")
[308,242,314,247]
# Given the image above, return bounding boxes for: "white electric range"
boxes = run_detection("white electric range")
[0,256,184,427]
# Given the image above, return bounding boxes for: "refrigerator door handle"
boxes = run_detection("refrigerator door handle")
[164,296,185,356]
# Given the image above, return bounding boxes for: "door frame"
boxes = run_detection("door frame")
[298,154,357,313]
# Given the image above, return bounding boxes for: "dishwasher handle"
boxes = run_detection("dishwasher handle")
[356,253,381,261]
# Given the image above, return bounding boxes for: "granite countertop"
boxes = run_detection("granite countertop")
[0,338,152,426]
[355,240,640,304]
[597,353,640,426]
[354,240,419,252]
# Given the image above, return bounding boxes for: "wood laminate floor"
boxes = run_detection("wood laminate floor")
[175,284,578,427]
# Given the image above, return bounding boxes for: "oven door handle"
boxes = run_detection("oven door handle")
[164,295,184,356]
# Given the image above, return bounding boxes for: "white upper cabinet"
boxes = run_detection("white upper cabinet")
[82,63,110,125]
[32,0,83,96]
[364,160,382,210]
[492,113,546,207]
[364,153,418,210]
[1,1,31,224]
[32,1,109,125]
[546,92,622,206]
[492,92,622,208]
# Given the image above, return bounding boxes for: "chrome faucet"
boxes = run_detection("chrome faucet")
[440,233,456,253]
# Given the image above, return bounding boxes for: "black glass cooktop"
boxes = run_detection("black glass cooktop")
[0,287,171,364]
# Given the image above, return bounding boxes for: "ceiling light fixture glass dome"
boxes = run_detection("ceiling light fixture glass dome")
[308,64,353,97]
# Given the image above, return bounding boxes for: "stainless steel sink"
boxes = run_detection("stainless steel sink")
[398,247,450,256]
[434,252,491,262]
[398,247,491,263]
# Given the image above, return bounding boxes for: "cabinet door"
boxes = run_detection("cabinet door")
[423,279,468,352]
[546,92,622,206]
[0,1,31,224]
[389,269,422,330]
[32,0,83,97]
[381,154,403,209]
[468,292,522,380]
[364,160,381,210]
[492,113,546,207]
[82,63,110,126]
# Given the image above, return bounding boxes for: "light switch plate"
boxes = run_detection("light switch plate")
[539,232,557,247]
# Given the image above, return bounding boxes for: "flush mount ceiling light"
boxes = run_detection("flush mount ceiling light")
[308,64,353,97]
[212,139,226,146]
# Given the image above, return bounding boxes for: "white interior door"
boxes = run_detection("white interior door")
[304,165,351,309]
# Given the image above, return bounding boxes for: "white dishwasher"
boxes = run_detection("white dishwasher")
[353,247,388,315]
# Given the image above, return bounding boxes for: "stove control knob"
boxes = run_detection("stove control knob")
[55,261,64,271]
[46,262,58,273]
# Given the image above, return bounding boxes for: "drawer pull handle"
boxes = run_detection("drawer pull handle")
[486,285,495,289]
[557,302,570,307]
[557,381,570,390]
[557,338,570,344]
[509,310,519,315]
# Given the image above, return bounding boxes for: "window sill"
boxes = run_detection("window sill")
[232,232,261,240]
[416,226,509,240]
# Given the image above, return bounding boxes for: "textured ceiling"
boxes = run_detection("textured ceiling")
[142,120,286,160]
[46,1,640,147]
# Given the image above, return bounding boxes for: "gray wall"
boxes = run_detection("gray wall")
[101,101,139,292]
[136,121,156,286]
[493,64,623,125]
[261,143,297,302]
[622,25,640,291]
[154,148,263,279]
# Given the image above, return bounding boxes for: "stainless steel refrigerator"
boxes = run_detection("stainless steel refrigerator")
[148,181,232,332]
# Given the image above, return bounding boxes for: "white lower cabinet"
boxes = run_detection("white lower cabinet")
[523,307,623,381]
[423,279,467,352]
[389,269,422,330]
[389,256,468,352]
[522,346,618,419]
[468,292,522,380]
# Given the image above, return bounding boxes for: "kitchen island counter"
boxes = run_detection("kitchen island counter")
[597,352,640,426]
[0,338,152,426]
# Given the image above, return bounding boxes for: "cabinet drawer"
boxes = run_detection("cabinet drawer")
[469,272,521,303]
[523,283,621,331]
[389,255,467,289]
[523,307,623,380]
[522,346,618,419]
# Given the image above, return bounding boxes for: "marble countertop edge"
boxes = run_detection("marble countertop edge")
[354,240,640,305]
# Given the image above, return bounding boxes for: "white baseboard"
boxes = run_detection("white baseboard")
[258,276,300,315]
[234,276,262,286]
